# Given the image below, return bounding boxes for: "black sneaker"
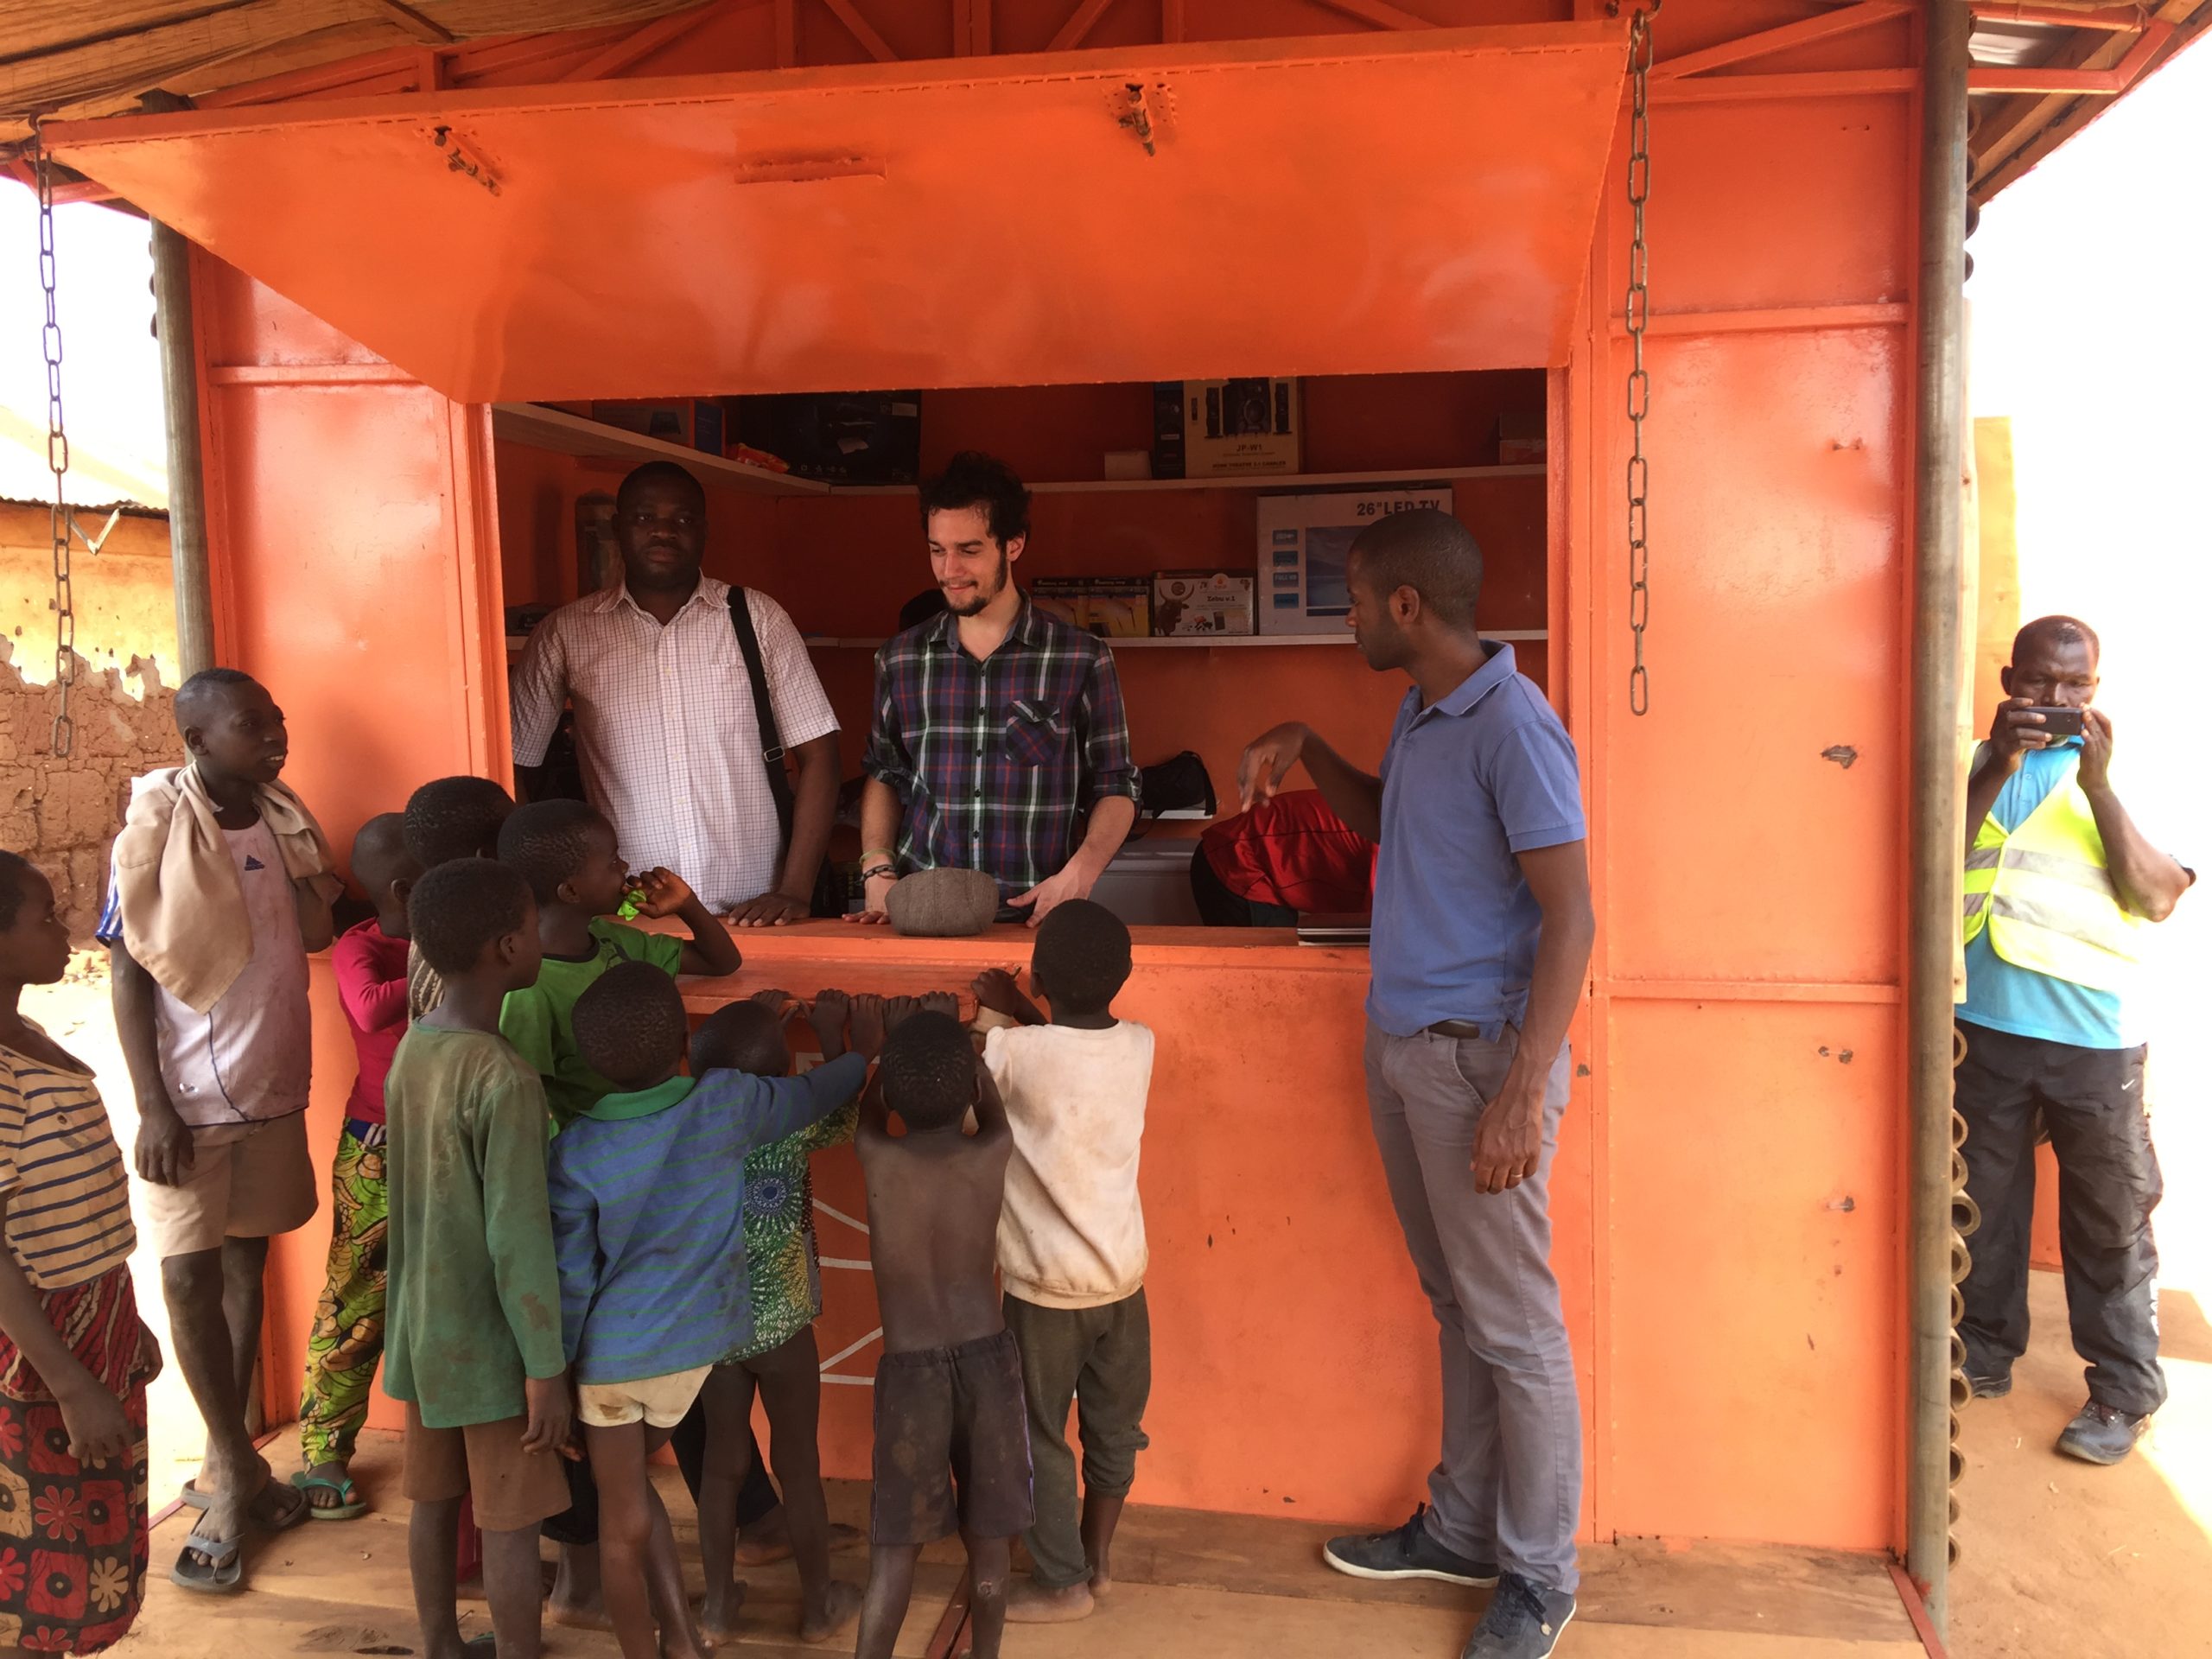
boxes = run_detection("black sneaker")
[1462,1573,1577,1659]
[1965,1370,2012,1400]
[2056,1401,2148,1465]
[1322,1505,1498,1587]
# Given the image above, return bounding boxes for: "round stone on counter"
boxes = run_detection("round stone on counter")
[886,867,1001,938]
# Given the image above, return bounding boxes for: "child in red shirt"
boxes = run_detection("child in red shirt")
[293,812,420,1519]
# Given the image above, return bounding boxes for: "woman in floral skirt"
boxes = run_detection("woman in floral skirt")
[0,853,161,1652]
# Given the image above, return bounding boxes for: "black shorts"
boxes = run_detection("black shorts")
[869,1328,1033,1546]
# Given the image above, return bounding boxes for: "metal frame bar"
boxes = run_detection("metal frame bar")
[1966,16,2171,89]
[1650,0,1911,79]
[1907,0,1971,1636]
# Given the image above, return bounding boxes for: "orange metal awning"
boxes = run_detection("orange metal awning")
[50,25,1627,401]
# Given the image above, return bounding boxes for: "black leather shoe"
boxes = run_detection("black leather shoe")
[1323,1505,1499,1587]
[2056,1401,2148,1465]
[1965,1370,2012,1400]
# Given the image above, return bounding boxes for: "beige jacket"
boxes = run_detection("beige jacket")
[110,765,342,1013]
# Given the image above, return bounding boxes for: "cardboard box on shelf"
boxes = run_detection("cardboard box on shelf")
[1031,577,1152,639]
[1161,377,1300,477]
[1153,570,1255,637]
[1498,411,1546,465]
[1255,486,1454,635]
[589,399,726,455]
[731,391,922,485]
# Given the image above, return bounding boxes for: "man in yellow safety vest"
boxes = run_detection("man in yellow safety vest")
[1956,615,2194,1465]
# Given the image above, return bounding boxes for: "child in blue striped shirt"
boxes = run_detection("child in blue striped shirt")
[545,963,875,1659]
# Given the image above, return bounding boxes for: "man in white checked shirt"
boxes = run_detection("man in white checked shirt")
[512,461,842,925]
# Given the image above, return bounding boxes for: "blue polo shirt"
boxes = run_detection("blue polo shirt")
[1956,739,2132,1050]
[1368,644,1586,1037]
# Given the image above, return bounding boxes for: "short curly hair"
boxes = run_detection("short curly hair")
[497,799,609,905]
[572,960,689,1090]
[1032,899,1131,1015]
[408,859,533,976]
[404,776,516,868]
[918,451,1031,547]
[688,1001,791,1079]
[877,1011,976,1132]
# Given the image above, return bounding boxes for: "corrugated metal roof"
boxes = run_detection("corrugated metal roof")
[0,403,167,510]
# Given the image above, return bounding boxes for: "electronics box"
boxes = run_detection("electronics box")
[591,399,726,455]
[731,391,922,485]
[1169,378,1300,477]
[1498,412,1547,466]
[1148,384,1185,479]
[1153,570,1255,637]
[1256,486,1455,635]
[1030,577,1152,639]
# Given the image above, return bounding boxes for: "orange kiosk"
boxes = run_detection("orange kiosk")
[35,0,2050,1628]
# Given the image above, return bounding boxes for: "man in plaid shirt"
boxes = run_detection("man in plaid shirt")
[857,452,1140,926]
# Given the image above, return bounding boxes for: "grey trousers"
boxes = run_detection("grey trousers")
[1364,1020,1581,1593]
[1002,1288,1152,1590]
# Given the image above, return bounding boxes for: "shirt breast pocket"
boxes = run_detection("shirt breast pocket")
[1003,700,1071,770]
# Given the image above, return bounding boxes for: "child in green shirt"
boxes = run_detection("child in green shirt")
[385,857,572,1659]
[493,798,741,1128]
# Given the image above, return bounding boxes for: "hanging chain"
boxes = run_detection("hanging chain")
[1623,2,1659,716]
[32,124,76,758]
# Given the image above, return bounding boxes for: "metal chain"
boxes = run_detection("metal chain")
[1623,3,1659,716]
[32,124,76,758]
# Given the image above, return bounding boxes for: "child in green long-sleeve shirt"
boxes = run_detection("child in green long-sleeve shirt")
[385,858,573,1659]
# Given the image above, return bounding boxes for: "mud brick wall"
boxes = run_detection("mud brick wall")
[0,643,177,937]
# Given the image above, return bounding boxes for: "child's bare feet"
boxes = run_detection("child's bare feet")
[799,1579,864,1644]
[1004,1577,1096,1623]
[734,1509,791,1566]
[695,1580,747,1646]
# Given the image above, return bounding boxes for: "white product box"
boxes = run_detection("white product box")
[1153,570,1255,637]
[1255,486,1455,635]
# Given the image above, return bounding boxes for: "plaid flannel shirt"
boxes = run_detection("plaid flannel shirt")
[864,598,1140,898]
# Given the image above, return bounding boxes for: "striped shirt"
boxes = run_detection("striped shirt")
[0,1039,137,1289]
[510,580,841,913]
[864,598,1140,899]
[546,1053,867,1385]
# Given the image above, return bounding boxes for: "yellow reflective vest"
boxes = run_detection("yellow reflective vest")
[1961,747,2142,995]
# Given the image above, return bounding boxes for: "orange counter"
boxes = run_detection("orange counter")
[667,923,1597,1539]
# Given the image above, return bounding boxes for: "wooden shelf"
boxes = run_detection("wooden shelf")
[834,464,1545,496]
[492,406,1542,499]
[490,404,828,495]
[800,630,1547,650]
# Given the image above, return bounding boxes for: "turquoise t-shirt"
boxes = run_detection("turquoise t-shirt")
[1956,739,2133,1050]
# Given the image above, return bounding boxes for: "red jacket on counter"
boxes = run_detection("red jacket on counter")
[1198,790,1377,915]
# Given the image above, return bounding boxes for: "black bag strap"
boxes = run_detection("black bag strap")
[728,588,796,845]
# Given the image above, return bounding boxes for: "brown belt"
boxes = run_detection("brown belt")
[1426,1019,1496,1041]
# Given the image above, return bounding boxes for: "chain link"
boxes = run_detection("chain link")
[32,124,75,758]
[1623,3,1659,716]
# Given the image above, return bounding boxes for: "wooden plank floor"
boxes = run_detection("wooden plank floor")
[123,1432,1923,1658]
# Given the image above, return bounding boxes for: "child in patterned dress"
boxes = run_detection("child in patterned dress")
[683,988,895,1646]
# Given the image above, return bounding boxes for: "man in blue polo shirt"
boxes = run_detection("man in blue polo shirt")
[1955,615,2191,1466]
[1240,509,1592,1659]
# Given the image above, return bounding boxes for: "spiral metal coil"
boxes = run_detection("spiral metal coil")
[1945,1027,1974,1566]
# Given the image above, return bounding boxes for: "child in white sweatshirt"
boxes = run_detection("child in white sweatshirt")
[969,899,1154,1624]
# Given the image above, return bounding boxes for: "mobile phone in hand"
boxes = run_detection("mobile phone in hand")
[2024,706,2085,738]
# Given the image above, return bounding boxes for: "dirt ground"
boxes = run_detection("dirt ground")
[22,953,2212,1657]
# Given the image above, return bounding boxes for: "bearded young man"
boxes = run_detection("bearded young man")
[853,451,1140,929]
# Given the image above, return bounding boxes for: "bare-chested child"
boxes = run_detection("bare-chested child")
[851,999,1029,1659]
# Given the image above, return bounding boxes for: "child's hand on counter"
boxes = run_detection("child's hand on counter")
[810,988,852,1058]
[971,969,1046,1027]
[751,988,802,1026]
[849,993,887,1061]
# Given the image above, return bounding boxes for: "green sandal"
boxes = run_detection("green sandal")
[291,1467,368,1521]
